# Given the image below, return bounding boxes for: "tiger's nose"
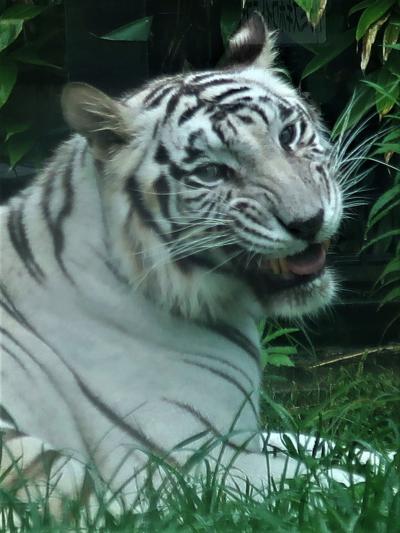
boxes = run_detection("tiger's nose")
[279,209,324,241]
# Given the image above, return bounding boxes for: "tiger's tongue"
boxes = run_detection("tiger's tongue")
[286,244,326,276]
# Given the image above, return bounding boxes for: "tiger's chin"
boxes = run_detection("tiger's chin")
[259,268,337,319]
[239,241,337,319]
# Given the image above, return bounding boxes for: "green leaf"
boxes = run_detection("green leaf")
[374,143,400,154]
[380,286,400,305]
[10,48,61,69]
[362,71,400,116]
[301,29,355,79]
[3,119,31,141]
[366,185,400,233]
[0,60,17,108]
[99,16,153,42]
[349,0,375,17]
[262,328,299,344]
[380,130,400,143]
[368,198,400,230]
[0,4,45,21]
[267,354,295,367]
[384,42,400,50]
[362,229,400,250]
[6,133,34,168]
[0,19,23,52]
[262,353,295,368]
[368,185,400,222]
[356,0,396,41]
[294,0,314,13]
[294,0,327,26]
[379,271,400,288]
[383,16,400,61]
[379,257,400,282]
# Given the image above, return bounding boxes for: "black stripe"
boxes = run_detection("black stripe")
[178,103,204,126]
[0,429,26,442]
[278,103,294,121]
[102,256,130,285]
[0,283,34,332]
[0,326,44,370]
[154,143,171,165]
[188,352,254,388]
[169,161,188,181]
[71,370,175,464]
[145,85,176,108]
[306,133,316,146]
[221,102,270,128]
[125,175,169,242]
[0,291,90,455]
[154,174,171,220]
[41,161,75,282]
[237,115,254,124]
[226,119,238,135]
[164,90,182,122]
[163,398,256,455]
[194,78,238,91]
[7,205,45,283]
[0,406,16,427]
[53,165,74,281]
[212,86,250,102]
[210,323,260,367]
[183,129,205,165]
[215,102,269,131]
[1,344,29,373]
[212,122,227,145]
[235,215,275,240]
[190,72,219,83]
[183,145,203,164]
[152,120,160,139]
[299,119,307,138]
[182,359,257,416]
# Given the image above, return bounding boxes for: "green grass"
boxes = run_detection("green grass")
[1,362,399,532]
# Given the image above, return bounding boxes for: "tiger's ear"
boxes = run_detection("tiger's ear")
[225,11,277,70]
[61,83,130,159]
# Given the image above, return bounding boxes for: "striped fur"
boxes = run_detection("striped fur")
[1,14,346,512]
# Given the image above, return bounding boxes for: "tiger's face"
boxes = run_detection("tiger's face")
[62,13,343,321]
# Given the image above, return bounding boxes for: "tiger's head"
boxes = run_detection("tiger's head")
[62,13,343,322]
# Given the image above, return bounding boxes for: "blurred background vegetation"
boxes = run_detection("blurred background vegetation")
[0,0,399,400]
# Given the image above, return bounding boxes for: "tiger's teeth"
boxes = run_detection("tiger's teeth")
[270,259,280,274]
[278,258,289,273]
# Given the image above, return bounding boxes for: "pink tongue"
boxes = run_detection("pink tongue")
[286,244,326,276]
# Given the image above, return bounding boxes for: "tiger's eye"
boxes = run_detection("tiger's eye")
[279,124,296,148]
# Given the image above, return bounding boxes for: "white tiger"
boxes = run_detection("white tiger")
[0,13,382,516]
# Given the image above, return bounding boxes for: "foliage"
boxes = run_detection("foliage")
[293,0,327,26]
[260,322,299,368]
[264,360,400,450]
[0,0,64,168]
[291,0,400,326]
[97,16,153,43]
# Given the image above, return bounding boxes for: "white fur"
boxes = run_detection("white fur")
[0,18,356,514]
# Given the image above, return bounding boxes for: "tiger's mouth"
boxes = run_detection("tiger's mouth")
[241,241,330,292]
